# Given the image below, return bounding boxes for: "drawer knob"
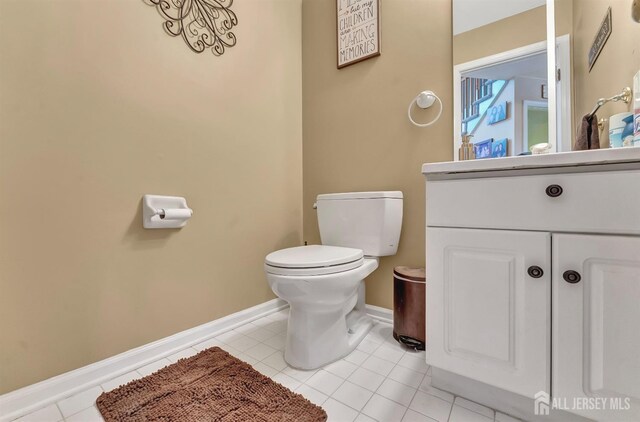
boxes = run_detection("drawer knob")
[563,270,581,284]
[527,266,544,278]
[545,184,563,198]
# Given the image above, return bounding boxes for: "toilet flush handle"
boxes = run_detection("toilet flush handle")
[313,202,317,209]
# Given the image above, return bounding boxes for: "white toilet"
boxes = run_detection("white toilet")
[264,191,403,369]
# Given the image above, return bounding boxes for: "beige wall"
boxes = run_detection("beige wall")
[453,3,575,65]
[0,0,302,393]
[454,6,547,65]
[453,0,572,64]
[571,0,640,143]
[302,0,453,309]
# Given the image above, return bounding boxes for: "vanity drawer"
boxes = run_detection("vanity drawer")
[427,169,640,234]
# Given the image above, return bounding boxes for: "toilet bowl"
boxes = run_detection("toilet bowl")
[264,191,403,369]
[265,245,378,369]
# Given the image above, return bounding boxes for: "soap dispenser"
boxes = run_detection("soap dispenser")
[459,134,475,160]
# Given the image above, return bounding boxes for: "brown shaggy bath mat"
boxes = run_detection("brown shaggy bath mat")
[96,347,327,421]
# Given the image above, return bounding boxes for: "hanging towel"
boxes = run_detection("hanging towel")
[574,114,600,150]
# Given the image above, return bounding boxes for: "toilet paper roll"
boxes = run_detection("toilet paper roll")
[160,208,193,220]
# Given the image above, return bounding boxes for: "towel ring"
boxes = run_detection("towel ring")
[408,90,443,127]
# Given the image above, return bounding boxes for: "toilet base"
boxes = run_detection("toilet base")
[284,307,373,370]
[267,257,379,370]
[283,281,373,370]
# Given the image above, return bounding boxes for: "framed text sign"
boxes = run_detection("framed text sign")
[588,6,612,71]
[336,0,380,69]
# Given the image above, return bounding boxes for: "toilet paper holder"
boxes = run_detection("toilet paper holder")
[142,194,193,229]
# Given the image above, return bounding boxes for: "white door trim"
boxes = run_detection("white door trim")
[522,100,550,152]
[555,34,572,153]
[546,0,557,155]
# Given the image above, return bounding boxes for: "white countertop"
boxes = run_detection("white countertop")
[422,148,640,175]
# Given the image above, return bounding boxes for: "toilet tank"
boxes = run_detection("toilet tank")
[316,191,403,257]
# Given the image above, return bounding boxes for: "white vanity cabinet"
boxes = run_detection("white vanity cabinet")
[427,228,550,398]
[553,234,640,421]
[423,149,640,421]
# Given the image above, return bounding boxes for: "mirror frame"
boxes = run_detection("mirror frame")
[546,0,558,153]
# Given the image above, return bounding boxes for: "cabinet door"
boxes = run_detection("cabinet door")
[553,234,640,421]
[426,228,550,397]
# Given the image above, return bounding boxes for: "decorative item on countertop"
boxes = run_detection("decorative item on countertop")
[143,195,193,229]
[408,90,443,127]
[474,138,493,159]
[145,0,237,56]
[337,0,380,68]
[458,134,475,160]
[608,112,633,148]
[622,114,634,147]
[634,70,640,146]
[393,266,426,351]
[531,142,553,155]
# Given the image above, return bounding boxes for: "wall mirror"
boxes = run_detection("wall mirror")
[453,0,640,161]
[453,0,552,160]
[453,0,549,158]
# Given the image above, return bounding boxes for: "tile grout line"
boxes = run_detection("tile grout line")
[318,335,380,419]
[54,402,64,422]
[348,339,458,421]
[321,328,415,419]
[450,395,498,422]
[379,356,424,420]
[271,324,384,418]
[349,329,389,417]
[446,396,455,422]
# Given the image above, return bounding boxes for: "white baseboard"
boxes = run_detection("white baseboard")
[0,298,288,421]
[0,300,392,421]
[366,304,393,324]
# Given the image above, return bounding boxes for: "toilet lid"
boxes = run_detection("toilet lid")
[265,245,363,269]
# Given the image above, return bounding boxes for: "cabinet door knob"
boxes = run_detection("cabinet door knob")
[563,270,581,284]
[527,266,544,278]
[545,184,563,197]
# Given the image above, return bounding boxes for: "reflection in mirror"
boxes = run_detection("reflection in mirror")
[555,0,640,149]
[453,0,551,160]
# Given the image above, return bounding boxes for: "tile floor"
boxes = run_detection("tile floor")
[12,309,522,422]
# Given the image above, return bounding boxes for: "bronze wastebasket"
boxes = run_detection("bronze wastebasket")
[393,266,426,350]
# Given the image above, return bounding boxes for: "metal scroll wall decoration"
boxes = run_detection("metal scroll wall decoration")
[146,0,238,56]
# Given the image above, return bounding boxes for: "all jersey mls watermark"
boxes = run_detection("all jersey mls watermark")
[535,391,632,416]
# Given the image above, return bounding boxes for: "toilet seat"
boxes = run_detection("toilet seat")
[265,245,364,276]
